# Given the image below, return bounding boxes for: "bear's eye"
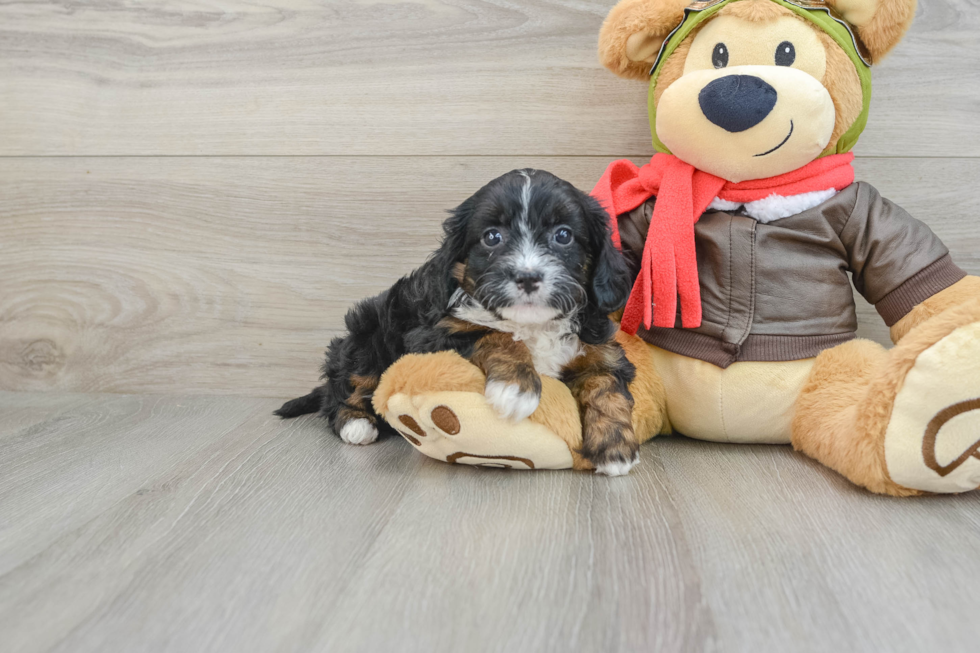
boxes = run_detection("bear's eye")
[775,41,796,66]
[712,43,729,69]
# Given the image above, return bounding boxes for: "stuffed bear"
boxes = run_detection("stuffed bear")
[372,0,980,496]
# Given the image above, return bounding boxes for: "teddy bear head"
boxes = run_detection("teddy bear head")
[599,0,917,182]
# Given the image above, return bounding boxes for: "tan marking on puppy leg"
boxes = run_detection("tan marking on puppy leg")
[472,331,541,421]
[563,342,639,470]
[348,374,379,410]
[615,330,670,441]
[471,331,541,397]
[575,374,639,467]
[337,374,381,427]
[437,316,490,335]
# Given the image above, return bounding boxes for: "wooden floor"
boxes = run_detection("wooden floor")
[2,390,979,653]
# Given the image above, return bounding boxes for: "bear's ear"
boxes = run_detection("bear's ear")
[598,0,691,80]
[828,0,917,62]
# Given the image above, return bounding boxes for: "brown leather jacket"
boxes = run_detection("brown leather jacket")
[617,182,966,368]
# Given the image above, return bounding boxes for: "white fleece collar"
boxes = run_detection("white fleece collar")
[708,188,839,224]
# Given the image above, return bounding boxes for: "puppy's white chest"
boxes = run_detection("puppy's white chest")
[519,326,582,378]
[450,300,582,378]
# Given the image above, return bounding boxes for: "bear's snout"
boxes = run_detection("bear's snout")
[698,75,778,133]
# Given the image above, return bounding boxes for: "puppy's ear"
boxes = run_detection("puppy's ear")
[827,0,916,61]
[584,195,632,314]
[577,194,634,345]
[599,0,690,80]
[432,199,473,288]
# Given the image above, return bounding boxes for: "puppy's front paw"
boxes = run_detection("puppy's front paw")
[594,453,640,477]
[339,418,379,445]
[484,380,540,422]
[583,429,640,476]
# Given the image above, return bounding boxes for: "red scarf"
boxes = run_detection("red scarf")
[592,152,855,334]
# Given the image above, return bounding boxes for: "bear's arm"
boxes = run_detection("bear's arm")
[838,182,966,328]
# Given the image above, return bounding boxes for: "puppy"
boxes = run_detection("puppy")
[276,169,640,474]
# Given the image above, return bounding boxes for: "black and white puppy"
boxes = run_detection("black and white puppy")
[277,169,640,474]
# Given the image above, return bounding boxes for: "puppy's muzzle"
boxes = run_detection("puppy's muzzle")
[698,75,777,133]
[514,270,543,295]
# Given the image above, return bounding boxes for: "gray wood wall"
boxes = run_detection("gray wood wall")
[2,0,977,397]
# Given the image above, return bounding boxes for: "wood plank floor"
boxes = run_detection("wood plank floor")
[2,391,978,653]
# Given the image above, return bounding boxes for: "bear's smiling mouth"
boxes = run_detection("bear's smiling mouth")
[754,120,794,157]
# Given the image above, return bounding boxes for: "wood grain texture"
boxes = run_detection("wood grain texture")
[2,156,977,395]
[0,391,977,653]
[0,0,977,156]
[0,392,93,441]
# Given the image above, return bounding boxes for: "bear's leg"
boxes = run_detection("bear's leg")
[791,339,903,494]
[793,300,980,496]
[371,350,590,470]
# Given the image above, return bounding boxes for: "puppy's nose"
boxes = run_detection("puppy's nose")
[514,271,543,294]
[698,75,777,133]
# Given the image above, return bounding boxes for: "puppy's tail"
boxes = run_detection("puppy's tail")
[275,386,324,419]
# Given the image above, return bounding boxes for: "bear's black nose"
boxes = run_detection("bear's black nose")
[698,75,777,133]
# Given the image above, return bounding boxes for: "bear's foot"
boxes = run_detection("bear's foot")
[383,390,575,470]
[884,321,980,493]
[372,351,592,471]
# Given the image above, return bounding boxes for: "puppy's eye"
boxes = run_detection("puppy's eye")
[554,227,573,245]
[775,41,795,66]
[482,229,502,247]
[712,43,729,69]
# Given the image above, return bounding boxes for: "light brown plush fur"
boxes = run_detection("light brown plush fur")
[374,351,486,409]
[890,276,980,344]
[794,297,980,496]
[532,377,592,469]
[817,29,864,150]
[829,0,918,62]
[616,330,671,440]
[598,0,690,80]
[719,0,789,21]
[652,36,694,106]
[792,338,905,495]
